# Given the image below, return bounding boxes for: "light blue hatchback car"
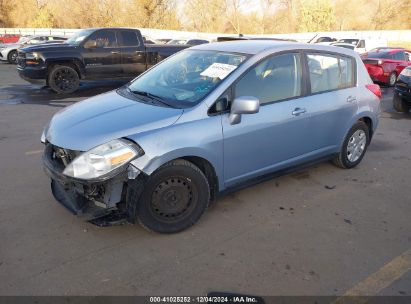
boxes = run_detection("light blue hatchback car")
[42,40,381,233]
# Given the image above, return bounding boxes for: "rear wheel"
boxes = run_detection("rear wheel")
[136,159,210,233]
[393,92,411,113]
[48,64,80,94]
[333,121,370,169]
[388,72,397,86]
[7,50,18,64]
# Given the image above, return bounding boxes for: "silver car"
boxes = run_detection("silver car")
[41,41,381,233]
[0,35,67,63]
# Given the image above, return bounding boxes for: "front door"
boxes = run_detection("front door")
[222,52,312,187]
[82,29,122,78]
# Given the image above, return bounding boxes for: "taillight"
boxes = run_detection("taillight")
[366,84,382,99]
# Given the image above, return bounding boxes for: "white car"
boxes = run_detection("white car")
[331,38,387,54]
[0,35,67,64]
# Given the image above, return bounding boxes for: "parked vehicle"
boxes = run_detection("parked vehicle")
[217,36,297,42]
[0,35,67,64]
[0,34,21,44]
[332,38,387,53]
[167,38,209,46]
[362,48,411,86]
[393,66,411,113]
[156,38,172,44]
[309,36,337,45]
[41,41,381,233]
[17,28,189,94]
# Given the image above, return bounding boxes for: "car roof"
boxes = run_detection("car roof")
[190,40,358,56]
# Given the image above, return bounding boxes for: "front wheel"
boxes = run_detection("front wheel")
[393,92,410,113]
[136,159,210,233]
[333,121,370,169]
[48,64,80,94]
[7,50,18,64]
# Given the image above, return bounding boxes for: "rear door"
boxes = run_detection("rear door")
[302,52,358,153]
[82,29,122,77]
[118,29,146,77]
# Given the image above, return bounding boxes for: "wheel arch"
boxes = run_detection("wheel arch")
[46,59,85,79]
[358,116,374,139]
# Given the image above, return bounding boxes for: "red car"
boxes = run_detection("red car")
[0,34,21,44]
[362,48,411,86]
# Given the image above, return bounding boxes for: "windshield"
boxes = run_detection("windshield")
[337,39,359,45]
[18,36,31,44]
[167,39,186,45]
[126,50,248,108]
[366,51,393,59]
[65,29,95,45]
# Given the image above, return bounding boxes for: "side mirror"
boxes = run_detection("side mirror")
[229,96,260,125]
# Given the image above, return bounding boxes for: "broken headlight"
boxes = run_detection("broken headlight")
[63,139,143,180]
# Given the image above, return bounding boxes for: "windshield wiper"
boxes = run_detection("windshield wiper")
[129,89,176,108]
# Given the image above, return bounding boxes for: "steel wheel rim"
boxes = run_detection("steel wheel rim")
[347,130,366,162]
[54,68,77,91]
[150,176,198,223]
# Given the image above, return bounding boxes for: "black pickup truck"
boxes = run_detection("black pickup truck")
[17,28,188,93]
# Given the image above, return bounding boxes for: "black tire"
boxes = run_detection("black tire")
[7,50,18,64]
[136,159,210,233]
[388,72,397,86]
[48,64,80,94]
[393,92,411,113]
[333,121,370,169]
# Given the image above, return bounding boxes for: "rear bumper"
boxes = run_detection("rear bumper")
[17,66,47,85]
[365,64,389,84]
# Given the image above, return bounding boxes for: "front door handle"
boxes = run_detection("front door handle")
[347,96,357,103]
[110,51,120,54]
[292,107,307,116]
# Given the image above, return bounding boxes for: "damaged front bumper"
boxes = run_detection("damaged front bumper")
[42,143,146,226]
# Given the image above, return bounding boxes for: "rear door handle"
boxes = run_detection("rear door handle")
[110,51,120,54]
[347,96,357,103]
[292,107,307,116]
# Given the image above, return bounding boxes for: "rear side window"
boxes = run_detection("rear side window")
[235,53,302,105]
[120,31,140,47]
[393,51,406,61]
[307,53,354,94]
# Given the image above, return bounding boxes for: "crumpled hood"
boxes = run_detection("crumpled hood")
[46,90,184,151]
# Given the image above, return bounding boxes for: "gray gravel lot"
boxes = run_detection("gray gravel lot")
[0,62,410,297]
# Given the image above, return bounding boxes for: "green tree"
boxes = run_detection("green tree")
[30,7,56,28]
[298,0,335,32]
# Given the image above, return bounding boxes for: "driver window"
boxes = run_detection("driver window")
[358,40,365,48]
[84,30,117,48]
[234,53,302,105]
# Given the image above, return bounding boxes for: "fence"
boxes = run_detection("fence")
[1,27,411,43]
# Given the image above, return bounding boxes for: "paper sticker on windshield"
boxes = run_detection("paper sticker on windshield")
[200,63,238,79]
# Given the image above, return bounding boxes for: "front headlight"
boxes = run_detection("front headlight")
[63,139,143,180]
[25,52,39,60]
[400,68,411,77]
